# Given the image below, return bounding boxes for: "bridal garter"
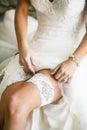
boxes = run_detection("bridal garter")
[27,73,54,106]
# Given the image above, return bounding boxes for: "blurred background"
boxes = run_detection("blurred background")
[0,0,36,20]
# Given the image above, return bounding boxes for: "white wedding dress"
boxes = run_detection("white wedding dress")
[0,0,87,130]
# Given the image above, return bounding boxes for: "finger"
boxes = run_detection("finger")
[19,56,34,74]
[26,58,35,74]
[62,75,71,83]
[67,77,72,83]
[19,55,28,69]
[27,63,35,74]
[50,64,61,75]
[54,68,64,80]
[30,57,37,66]
[29,65,35,74]
[58,73,68,82]
[60,74,69,83]
[19,57,24,66]
[20,62,29,73]
[19,59,26,69]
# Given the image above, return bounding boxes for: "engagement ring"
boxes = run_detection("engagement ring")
[64,79,67,83]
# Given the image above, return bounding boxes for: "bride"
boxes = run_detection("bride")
[0,0,87,130]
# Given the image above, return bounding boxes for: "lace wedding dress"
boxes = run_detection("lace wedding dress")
[0,0,87,129]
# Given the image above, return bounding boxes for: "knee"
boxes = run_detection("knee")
[6,94,22,117]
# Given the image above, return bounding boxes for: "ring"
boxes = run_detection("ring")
[64,79,67,83]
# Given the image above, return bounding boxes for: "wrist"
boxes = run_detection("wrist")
[69,54,80,66]
[18,40,29,51]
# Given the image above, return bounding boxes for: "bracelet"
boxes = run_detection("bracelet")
[69,54,80,66]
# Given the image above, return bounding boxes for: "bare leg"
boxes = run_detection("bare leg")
[0,82,24,129]
[0,82,25,130]
[0,69,62,130]
[2,81,41,130]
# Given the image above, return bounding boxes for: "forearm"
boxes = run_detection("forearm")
[15,0,30,51]
[73,32,87,62]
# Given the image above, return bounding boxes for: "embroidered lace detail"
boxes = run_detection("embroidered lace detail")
[27,73,54,106]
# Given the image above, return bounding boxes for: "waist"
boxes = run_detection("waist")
[33,23,85,40]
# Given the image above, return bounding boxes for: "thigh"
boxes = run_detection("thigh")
[0,82,24,122]
[0,69,62,118]
[0,81,41,116]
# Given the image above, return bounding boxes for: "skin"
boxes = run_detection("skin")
[0,70,62,130]
[51,32,87,83]
[0,0,87,129]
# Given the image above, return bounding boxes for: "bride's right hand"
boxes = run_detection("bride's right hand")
[19,45,36,74]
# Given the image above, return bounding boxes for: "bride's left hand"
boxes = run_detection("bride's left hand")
[50,58,77,83]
